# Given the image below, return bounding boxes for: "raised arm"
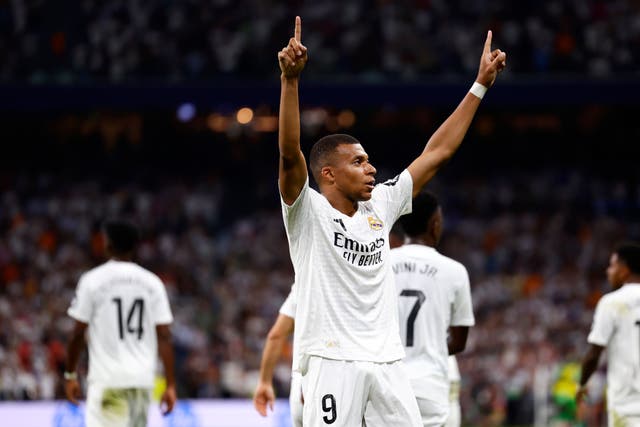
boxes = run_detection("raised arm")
[407,31,506,196]
[253,314,295,416]
[278,16,309,205]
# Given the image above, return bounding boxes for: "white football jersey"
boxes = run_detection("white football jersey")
[390,245,474,402]
[448,355,460,383]
[588,283,640,416]
[68,260,173,388]
[279,284,297,319]
[282,170,413,369]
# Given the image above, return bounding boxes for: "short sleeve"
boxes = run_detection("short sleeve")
[279,283,297,319]
[450,265,475,327]
[67,274,93,323]
[281,178,313,245]
[371,169,413,225]
[152,278,173,325]
[587,297,616,346]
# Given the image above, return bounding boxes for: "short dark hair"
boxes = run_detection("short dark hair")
[309,134,361,184]
[103,219,140,255]
[615,242,640,275]
[400,191,440,237]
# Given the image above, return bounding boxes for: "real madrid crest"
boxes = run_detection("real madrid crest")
[367,216,384,231]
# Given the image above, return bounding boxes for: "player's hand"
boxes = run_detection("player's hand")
[278,16,308,79]
[64,379,81,405]
[253,382,276,416]
[160,384,177,416]
[476,30,506,88]
[575,385,589,404]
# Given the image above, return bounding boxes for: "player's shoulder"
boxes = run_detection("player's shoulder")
[79,261,112,283]
[423,249,467,276]
[130,263,165,287]
[602,286,627,300]
[389,244,418,260]
[391,245,467,273]
[300,184,329,210]
[596,288,627,311]
[372,170,410,193]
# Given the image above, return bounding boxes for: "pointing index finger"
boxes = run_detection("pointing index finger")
[484,30,492,54]
[295,16,302,42]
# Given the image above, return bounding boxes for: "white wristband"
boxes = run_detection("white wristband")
[469,82,488,99]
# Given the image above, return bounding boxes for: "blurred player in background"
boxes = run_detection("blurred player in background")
[577,242,640,427]
[277,15,504,427]
[65,220,176,427]
[391,218,464,427]
[253,284,302,427]
[391,192,475,427]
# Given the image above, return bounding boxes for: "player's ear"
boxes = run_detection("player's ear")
[427,215,438,232]
[320,166,335,184]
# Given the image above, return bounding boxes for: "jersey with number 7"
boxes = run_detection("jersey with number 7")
[390,244,474,405]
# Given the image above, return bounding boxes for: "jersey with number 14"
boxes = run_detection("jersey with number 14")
[390,245,474,402]
[282,170,413,368]
[67,260,173,388]
[588,283,640,416]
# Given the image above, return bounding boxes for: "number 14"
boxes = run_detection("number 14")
[112,297,145,340]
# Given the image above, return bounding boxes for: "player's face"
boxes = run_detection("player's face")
[606,253,629,288]
[331,143,377,201]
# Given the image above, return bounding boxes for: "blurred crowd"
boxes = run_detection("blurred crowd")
[1,0,639,83]
[1,166,638,425]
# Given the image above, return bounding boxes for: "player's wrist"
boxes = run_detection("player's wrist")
[281,74,300,83]
[63,371,78,381]
[469,81,488,99]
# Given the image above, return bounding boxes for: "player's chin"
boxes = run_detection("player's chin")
[358,190,373,201]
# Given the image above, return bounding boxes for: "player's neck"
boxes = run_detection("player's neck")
[406,236,436,248]
[625,274,640,285]
[322,190,359,217]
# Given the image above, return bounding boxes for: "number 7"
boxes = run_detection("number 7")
[400,289,425,347]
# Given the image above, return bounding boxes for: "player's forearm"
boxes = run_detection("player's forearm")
[65,332,84,373]
[422,92,481,162]
[579,347,602,386]
[258,336,287,383]
[278,76,302,159]
[158,329,176,387]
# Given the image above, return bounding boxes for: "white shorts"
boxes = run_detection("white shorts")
[445,381,460,427]
[415,397,449,427]
[86,385,151,427]
[301,355,422,427]
[290,373,303,427]
[608,409,640,427]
